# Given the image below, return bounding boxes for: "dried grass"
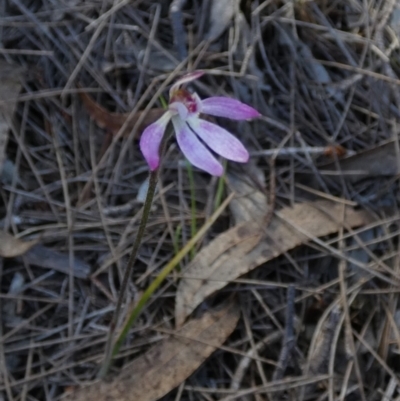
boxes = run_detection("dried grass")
[1,0,400,400]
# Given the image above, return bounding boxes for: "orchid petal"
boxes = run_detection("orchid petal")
[193,92,203,116]
[172,116,223,176]
[169,101,189,120]
[188,117,249,163]
[201,97,260,120]
[169,71,204,97]
[140,112,171,170]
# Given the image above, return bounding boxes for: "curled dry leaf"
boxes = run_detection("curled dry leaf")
[205,0,240,41]
[300,307,341,398]
[80,91,164,136]
[307,307,341,375]
[175,200,372,327]
[320,139,400,182]
[67,302,240,401]
[0,231,38,258]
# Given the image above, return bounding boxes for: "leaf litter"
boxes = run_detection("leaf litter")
[1,1,400,400]
[0,230,38,258]
[175,200,372,327]
[80,91,164,137]
[66,302,240,401]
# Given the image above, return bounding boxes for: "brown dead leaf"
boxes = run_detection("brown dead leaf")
[320,139,400,182]
[67,302,240,401]
[206,0,240,41]
[0,231,38,258]
[175,200,372,327]
[80,91,164,136]
[227,170,267,225]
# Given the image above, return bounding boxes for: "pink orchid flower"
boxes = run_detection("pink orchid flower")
[140,71,260,176]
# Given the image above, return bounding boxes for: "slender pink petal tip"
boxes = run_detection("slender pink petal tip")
[140,134,160,170]
[170,71,205,95]
[200,97,260,120]
[148,158,160,171]
[182,70,204,80]
[235,148,250,163]
[243,153,250,163]
[139,112,170,171]
[209,163,224,176]
[248,108,261,119]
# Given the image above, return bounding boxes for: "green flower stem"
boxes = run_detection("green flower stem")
[99,169,158,378]
[214,160,227,210]
[111,192,235,357]
[186,160,197,259]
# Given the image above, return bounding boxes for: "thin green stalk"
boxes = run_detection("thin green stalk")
[159,95,168,109]
[172,224,182,262]
[186,160,197,259]
[99,169,158,378]
[111,192,235,356]
[214,160,227,210]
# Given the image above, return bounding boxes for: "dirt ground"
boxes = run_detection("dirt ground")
[1,1,400,400]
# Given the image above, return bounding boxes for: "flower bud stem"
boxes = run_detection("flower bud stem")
[99,168,159,378]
